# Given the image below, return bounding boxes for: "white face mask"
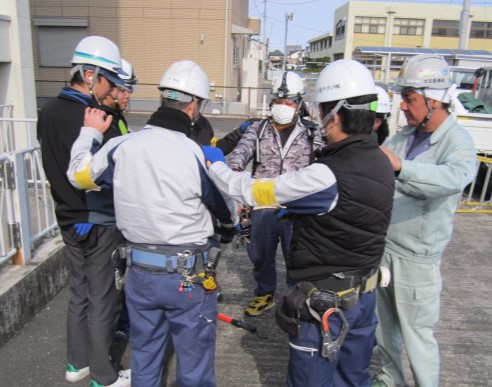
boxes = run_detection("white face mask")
[271,104,296,124]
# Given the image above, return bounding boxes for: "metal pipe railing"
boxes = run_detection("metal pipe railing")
[1,120,58,265]
[458,155,492,213]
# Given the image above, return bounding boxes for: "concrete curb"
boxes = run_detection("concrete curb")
[0,236,67,347]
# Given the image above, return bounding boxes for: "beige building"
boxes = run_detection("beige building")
[330,1,492,60]
[324,1,492,82]
[29,0,262,113]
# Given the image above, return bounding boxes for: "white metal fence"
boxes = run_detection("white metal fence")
[0,115,58,265]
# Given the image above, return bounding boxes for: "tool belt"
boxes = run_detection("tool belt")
[275,267,379,338]
[127,244,209,273]
[310,267,379,294]
[118,243,222,294]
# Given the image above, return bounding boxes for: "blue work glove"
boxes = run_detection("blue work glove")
[275,208,293,222]
[202,145,226,164]
[74,223,94,236]
[71,223,94,243]
[239,120,253,133]
[238,118,262,133]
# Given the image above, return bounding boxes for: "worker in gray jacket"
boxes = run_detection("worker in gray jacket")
[68,60,237,387]
[372,54,477,387]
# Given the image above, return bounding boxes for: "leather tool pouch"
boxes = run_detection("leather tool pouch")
[275,286,307,338]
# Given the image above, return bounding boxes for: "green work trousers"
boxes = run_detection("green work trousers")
[375,252,442,387]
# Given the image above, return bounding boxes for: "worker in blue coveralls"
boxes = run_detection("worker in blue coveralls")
[67,60,238,387]
[203,59,395,386]
[372,54,477,387]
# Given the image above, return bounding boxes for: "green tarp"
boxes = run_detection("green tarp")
[458,92,492,114]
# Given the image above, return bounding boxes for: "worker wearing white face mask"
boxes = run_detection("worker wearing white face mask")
[271,102,297,124]
[227,71,324,317]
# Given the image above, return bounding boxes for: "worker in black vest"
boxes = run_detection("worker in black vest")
[204,59,395,386]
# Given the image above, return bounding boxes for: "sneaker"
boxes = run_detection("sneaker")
[65,363,90,382]
[371,377,389,387]
[244,294,275,316]
[90,369,131,387]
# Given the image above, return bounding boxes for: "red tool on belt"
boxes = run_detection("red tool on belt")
[218,312,257,333]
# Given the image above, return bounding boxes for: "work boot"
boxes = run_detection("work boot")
[65,363,90,382]
[244,294,275,316]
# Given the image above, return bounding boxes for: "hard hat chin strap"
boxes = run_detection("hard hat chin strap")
[73,64,103,106]
[418,89,433,129]
[90,67,103,105]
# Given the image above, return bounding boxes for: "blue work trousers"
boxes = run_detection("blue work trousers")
[247,208,293,295]
[125,265,218,387]
[286,291,377,387]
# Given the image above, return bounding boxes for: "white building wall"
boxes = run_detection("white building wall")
[0,0,37,121]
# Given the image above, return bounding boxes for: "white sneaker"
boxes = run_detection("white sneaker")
[90,369,131,387]
[65,363,90,382]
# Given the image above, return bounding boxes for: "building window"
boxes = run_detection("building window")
[33,18,88,67]
[354,16,386,34]
[394,18,424,35]
[333,53,344,61]
[432,20,459,37]
[335,19,346,41]
[470,21,492,39]
[233,46,240,68]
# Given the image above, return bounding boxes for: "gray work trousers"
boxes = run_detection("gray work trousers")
[61,226,125,385]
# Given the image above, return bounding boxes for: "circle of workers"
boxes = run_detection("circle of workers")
[38,34,476,387]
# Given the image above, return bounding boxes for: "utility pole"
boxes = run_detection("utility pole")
[283,12,293,72]
[459,0,472,50]
[261,0,267,79]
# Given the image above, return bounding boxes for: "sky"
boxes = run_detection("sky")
[248,0,492,53]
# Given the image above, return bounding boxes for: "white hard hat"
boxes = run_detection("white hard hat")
[393,54,451,92]
[272,71,305,99]
[71,36,125,86]
[119,58,137,92]
[315,59,377,103]
[158,60,210,100]
[375,86,392,114]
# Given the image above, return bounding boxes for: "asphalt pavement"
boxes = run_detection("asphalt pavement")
[0,115,491,386]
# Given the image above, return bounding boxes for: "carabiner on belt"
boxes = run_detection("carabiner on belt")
[320,307,349,361]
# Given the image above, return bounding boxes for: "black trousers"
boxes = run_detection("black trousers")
[61,225,125,385]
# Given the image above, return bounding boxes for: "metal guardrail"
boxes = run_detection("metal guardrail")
[1,116,58,265]
[458,155,492,213]
[0,117,38,153]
